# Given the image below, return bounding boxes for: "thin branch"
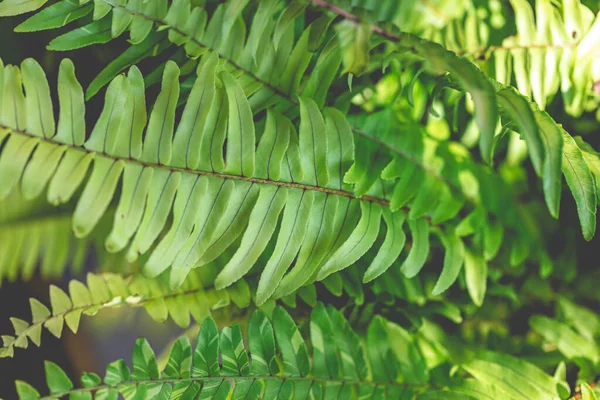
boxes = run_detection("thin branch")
[419,0,451,22]
[308,0,403,42]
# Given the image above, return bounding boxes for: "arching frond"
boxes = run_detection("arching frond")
[7,0,501,166]
[458,351,566,400]
[6,0,598,239]
[0,54,531,306]
[0,249,390,358]
[13,304,567,399]
[14,306,419,399]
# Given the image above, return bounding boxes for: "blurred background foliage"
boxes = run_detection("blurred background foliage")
[0,0,600,398]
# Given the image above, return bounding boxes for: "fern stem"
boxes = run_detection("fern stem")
[419,0,452,23]
[308,0,402,42]
[38,375,415,399]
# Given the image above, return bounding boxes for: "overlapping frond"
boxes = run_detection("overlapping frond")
[15,305,420,399]
[6,0,599,239]
[13,304,569,400]
[0,2,598,399]
[409,318,570,400]
[334,0,600,118]
[0,0,589,303]
[0,54,533,308]
[420,0,600,118]
[0,256,380,358]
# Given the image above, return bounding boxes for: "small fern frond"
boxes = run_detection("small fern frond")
[530,297,600,367]
[13,304,569,399]
[0,265,255,358]
[497,0,600,116]
[1,253,471,360]
[458,351,566,400]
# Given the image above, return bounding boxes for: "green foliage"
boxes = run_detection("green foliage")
[0,0,599,398]
[397,0,600,118]
[0,193,86,282]
[0,51,537,304]
[15,307,409,399]
[0,268,250,358]
[13,305,575,400]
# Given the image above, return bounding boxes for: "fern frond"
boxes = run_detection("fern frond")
[324,0,600,118]
[501,0,599,116]
[14,305,419,399]
[0,54,521,306]
[7,0,501,193]
[530,297,600,367]
[7,0,594,236]
[14,304,569,399]
[419,0,600,118]
[414,319,569,399]
[309,0,600,239]
[0,266,251,358]
[0,251,384,358]
[459,351,566,400]
[0,0,540,170]
[76,0,510,228]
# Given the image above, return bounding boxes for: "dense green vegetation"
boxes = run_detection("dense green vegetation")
[0,0,599,398]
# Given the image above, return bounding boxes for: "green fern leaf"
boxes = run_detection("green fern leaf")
[0,0,47,16]
[15,305,438,399]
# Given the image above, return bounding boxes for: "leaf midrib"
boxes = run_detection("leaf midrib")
[1,123,390,208]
